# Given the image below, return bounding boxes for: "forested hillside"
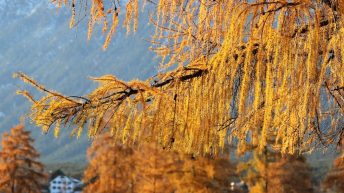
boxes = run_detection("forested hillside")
[0,0,156,163]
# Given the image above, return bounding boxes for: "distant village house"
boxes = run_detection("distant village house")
[46,169,83,193]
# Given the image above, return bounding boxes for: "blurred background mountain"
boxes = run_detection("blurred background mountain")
[0,0,157,163]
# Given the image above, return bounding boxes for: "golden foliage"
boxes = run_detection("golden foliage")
[83,135,136,193]
[238,148,313,193]
[17,0,344,155]
[324,145,344,193]
[0,125,46,193]
[83,134,236,193]
[267,156,313,193]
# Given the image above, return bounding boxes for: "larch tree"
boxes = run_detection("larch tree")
[0,125,46,193]
[83,133,236,193]
[133,144,185,193]
[238,135,313,193]
[83,134,137,193]
[267,156,313,193]
[323,142,344,193]
[170,155,237,193]
[238,149,313,193]
[16,0,344,156]
[134,144,236,192]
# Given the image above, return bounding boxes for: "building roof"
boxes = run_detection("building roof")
[49,169,66,181]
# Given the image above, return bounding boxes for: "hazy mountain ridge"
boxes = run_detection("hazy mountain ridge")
[0,1,157,163]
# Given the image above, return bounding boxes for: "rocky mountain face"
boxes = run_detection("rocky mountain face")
[0,0,157,163]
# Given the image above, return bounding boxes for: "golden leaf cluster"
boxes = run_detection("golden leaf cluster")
[324,142,344,193]
[17,0,344,155]
[83,134,237,193]
[238,147,313,193]
[0,125,46,193]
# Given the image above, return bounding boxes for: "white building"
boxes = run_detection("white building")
[49,170,83,193]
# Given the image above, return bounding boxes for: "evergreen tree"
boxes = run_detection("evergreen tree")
[0,125,46,193]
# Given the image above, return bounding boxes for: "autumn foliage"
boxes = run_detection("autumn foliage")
[7,0,344,192]
[266,156,313,193]
[238,146,313,193]
[83,134,136,192]
[0,125,46,193]
[324,146,344,193]
[83,134,237,193]
[16,0,344,158]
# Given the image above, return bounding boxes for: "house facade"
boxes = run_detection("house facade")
[49,170,83,193]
